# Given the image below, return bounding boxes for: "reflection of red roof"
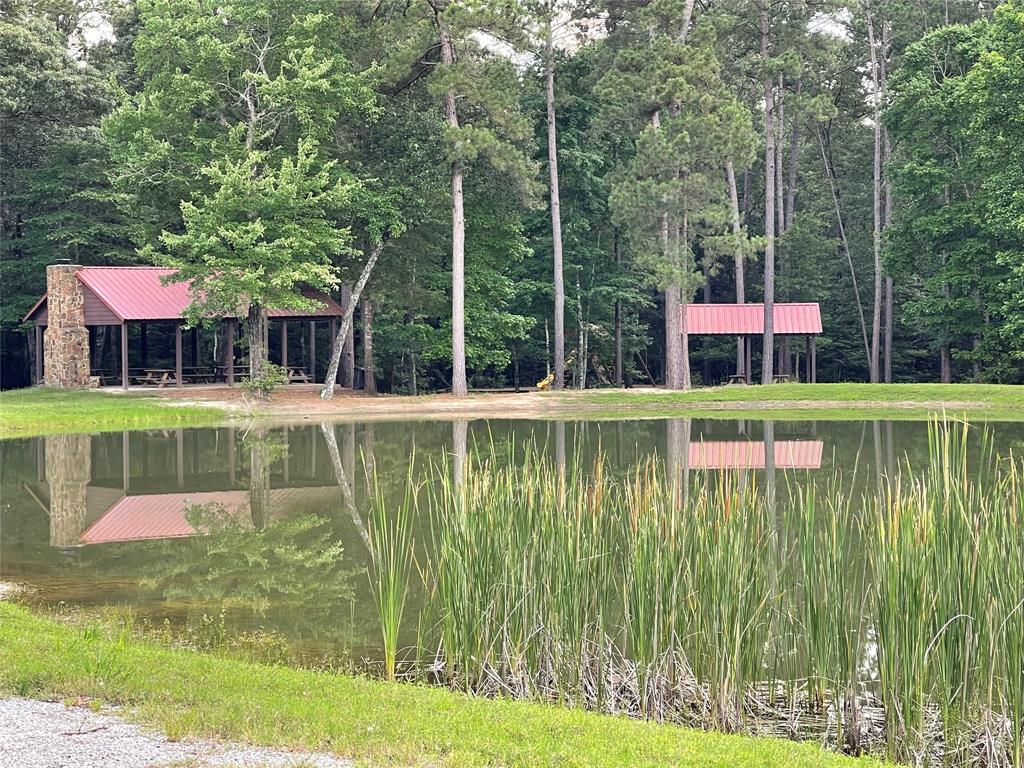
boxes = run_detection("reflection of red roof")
[688,440,824,469]
[77,487,341,544]
[686,303,822,335]
[24,267,343,323]
[79,491,247,544]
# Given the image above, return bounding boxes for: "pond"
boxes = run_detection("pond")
[2,417,1023,764]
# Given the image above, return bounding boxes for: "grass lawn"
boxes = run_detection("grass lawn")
[0,604,890,768]
[559,383,1024,421]
[0,387,227,438]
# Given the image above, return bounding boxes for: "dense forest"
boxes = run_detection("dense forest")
[2,0,1023,392]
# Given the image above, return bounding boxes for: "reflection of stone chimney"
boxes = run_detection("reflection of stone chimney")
[43,262,93,388]
[47,433,92,549]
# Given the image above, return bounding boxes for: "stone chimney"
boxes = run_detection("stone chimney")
[43,263,93,388]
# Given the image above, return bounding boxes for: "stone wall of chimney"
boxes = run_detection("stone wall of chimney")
[43,264,94,388]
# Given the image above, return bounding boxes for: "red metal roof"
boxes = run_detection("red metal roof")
[25,267,344,323]
[685,303,822,335]
[688,440,824,469]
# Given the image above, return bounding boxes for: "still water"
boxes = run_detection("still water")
[2,418,1022,665]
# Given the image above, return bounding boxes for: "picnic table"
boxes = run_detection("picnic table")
[772,374,795,384]
[133,368,175,387]
[287,366,312,383]
[181,366,215,384]
[726,374,748,385]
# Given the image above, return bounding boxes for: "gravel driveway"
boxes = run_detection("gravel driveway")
[0,698,351,768]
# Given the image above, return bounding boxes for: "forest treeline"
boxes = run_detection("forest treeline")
[2,0,1023,391]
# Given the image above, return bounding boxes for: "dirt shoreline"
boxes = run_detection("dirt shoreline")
[139,385,1002,423]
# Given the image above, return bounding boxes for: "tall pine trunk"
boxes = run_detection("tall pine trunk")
[440,25,467,396]
[867,6,882,383]
[613,228,624,386]
[546,26,566,391]
[761,3,776,385]
[727,161,746,379]
[881,23,894,383]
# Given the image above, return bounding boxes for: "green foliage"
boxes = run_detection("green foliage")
[239,361,290,399]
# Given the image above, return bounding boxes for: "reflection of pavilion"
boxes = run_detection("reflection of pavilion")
[26,429,341,549]
[688,440,824,470]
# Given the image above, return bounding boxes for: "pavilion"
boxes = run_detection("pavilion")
[24,264,348,389]
[685,302,822,384]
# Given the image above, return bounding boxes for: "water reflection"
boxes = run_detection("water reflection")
[2,418,1021,643]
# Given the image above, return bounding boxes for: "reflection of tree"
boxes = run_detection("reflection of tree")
[320,422,369,548]
[137,501,354,634]
[242,427,286,529]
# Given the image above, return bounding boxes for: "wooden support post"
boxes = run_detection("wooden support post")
[226,320,235,386]
[308,320,316,383]
[810,335,817,383]
[121,322,129,390]
[34,324,43,384]
[191,327,199,367]
[329,318,337,384]
[175,324,183,387]
[744,337,752,385]
[281,320,288,370]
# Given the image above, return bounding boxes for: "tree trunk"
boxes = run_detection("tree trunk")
[785,80,801,231]
[340,284,355,388]
[246,303,268,382]
[867,6,882,383]
[727,161,746,379]
[322,241,385,399]
[362,293,376,394]
[881,23,894,383]
[614,228,624,386]
[775,73,786,238]
[816,126,871,370]
[679,216,691,390]
[440,25,467,397]
[761,4,776,385]
[546,27,566,392]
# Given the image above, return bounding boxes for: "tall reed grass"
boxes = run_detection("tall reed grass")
[379,419,1022,766]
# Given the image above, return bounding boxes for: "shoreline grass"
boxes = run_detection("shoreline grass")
[0,603,890,768]
[0,387,229,438]
[1,382,1020,439]
[556,383,1024,421]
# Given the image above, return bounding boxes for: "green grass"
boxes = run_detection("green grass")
[551,383,1024,421]
[0,387,228,438]
[0,603,889,768]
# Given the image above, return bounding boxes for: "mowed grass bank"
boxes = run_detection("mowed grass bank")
[0,387,227,438]
[560,383,1024,421]
[0,604,890,768]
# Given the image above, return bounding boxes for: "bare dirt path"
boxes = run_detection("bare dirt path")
[0,698,349,768]
[142,385,993,424]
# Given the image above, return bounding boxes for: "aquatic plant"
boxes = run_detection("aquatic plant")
[407,419,1023,766]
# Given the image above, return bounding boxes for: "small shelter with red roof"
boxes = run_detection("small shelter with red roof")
[684,302,822,384]
[24,264,347,389]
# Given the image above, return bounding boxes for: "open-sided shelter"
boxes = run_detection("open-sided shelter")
[24,264,346,389]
